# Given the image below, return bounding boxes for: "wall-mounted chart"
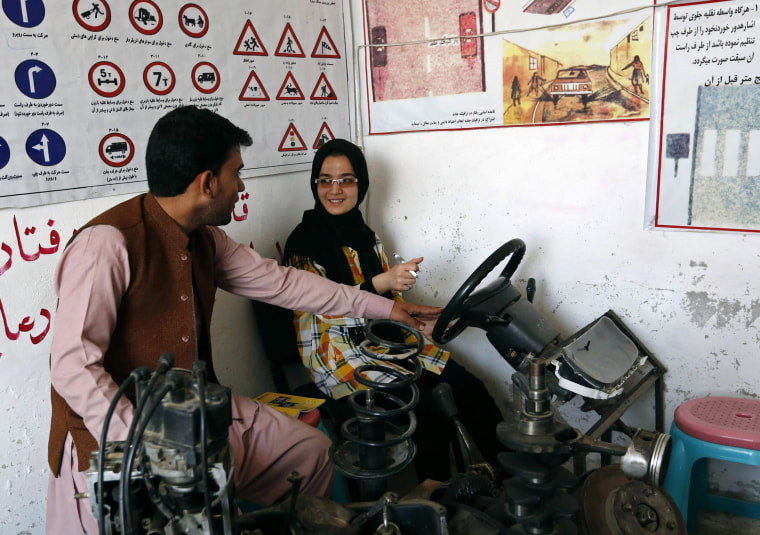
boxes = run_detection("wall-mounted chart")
[0,0,353,208]
[646,0,760,234]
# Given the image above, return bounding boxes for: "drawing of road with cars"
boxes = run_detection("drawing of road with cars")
[362,0,653,133]
[500,11,652,125]
[364,0,486,102]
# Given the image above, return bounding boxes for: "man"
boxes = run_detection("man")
[527,72,545,97]
[47,105,440,533]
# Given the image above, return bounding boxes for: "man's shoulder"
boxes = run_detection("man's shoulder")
[87,193,147,231]
[66,194,145,249]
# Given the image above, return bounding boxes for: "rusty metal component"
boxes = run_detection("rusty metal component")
[579,465,686,535]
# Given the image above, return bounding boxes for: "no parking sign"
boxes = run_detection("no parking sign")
[484,0,500,14]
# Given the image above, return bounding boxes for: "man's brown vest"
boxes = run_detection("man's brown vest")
[48,193,218,475]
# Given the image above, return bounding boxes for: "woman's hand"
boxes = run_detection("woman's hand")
[372,257,423,294]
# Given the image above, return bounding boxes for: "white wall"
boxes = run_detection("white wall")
[363,120,760,410]
[4,26,760,535]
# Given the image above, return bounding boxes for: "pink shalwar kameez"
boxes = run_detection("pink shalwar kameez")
[47,224,392,534]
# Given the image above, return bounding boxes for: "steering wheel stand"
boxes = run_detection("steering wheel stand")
[431,240,678,534]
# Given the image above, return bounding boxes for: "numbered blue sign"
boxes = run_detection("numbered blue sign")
[2,0,45,28]
[26,129,66,166]
[0,136,10,169]
[15,59,56,99]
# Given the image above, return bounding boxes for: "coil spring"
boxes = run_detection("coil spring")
[331,319,424,487]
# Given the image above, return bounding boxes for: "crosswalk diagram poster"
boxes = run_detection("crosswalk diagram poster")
[0,0,352,208]
[361,0,654,134]
[646,0,760,233]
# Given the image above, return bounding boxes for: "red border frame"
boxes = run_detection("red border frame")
[275,22,306,57]
[88,61,125,98]
[651,0,752,232]
[143,61,176,95]
[98,133,135,168]
[179,3,209,38]
[72,0,111,32]
[191,62,220,94]
[129,0,163,36]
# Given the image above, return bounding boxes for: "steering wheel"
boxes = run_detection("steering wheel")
[432,239,526,344]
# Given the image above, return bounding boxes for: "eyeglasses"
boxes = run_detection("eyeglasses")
[314,177,359,187]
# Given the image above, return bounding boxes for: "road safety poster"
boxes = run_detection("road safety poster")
[361,0,654,134]
[647,0,760,233]
[0,0,352,208]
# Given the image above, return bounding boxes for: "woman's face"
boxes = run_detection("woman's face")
[316,154,359,216]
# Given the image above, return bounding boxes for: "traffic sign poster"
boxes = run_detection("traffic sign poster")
[0,0,353,208]
[362,0,654,134]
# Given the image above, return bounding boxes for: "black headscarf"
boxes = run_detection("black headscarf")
[284,139,385,292]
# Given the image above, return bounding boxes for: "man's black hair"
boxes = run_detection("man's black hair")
[146,105,253,197]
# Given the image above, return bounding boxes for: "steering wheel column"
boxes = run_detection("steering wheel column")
[432,239,560,370]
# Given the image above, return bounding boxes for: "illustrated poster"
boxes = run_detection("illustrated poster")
[361,0,654,134]
[647,0,760,233]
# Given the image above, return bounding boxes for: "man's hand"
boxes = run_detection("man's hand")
[390,301,443,339]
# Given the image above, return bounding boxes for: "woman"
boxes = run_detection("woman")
[284,139,504,482]
[511,75,521,106]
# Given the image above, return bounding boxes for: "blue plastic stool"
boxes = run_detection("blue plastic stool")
[664,397,760,533]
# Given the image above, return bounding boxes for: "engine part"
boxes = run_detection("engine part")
[88,357,235,535]
[432,381,496,479]
[330,320,423,501]
[236,492,449,534]
[579,465,686,535]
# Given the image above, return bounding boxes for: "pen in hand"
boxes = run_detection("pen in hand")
[394,253,419,278]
